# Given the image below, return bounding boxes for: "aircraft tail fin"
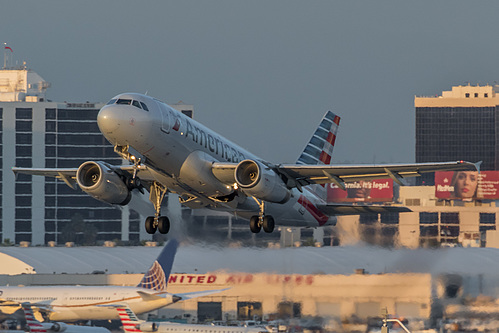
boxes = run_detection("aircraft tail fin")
[297,111,340,166]
[22,303,47,333]
[116,306,143,333]
[296,111,340,201]
[136,239,178,291]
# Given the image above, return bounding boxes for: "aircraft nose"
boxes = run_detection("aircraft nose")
[97,105,121,134]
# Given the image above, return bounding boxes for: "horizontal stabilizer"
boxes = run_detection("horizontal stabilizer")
[318,204,411,216]
[136,291,164,301]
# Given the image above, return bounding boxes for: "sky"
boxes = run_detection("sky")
[2,1,499,165]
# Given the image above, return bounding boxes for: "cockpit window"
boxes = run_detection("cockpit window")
[140,102,149,111]
[106,99,117,105]
[132,100,142,109]
[116,99,132,105]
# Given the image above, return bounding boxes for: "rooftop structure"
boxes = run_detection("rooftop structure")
[0,67,50,102]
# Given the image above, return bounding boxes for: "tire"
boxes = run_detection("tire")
[158,216,170,234]
[145,216,157,234]
[249,216,261,233]
[263,215,275,233]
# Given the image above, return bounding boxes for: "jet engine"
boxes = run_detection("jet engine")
[48,322,68,332]
[76,161,131,205]
[234,159,291,203]
[138,322,158,332]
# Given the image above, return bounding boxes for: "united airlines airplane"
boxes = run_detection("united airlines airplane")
[13,93,479,234]
[0,240,225,322]
[22,303,110,333]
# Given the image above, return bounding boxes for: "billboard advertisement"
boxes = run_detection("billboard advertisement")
[435,171,499,200]
[327,179,394,203]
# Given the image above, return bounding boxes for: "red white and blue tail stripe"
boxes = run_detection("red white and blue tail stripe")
[22,303,47,333]
[117,306,142,333]
[297,111,340,166]
[296,111,340,205]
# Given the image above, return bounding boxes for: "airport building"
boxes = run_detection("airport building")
[415,84,499,185]
[2,245,499,331]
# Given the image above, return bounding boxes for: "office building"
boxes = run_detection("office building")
[415,84,499,184]
[0,64,194,245]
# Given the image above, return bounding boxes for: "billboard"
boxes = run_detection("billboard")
[435,171,499,200]
[327,179,394,203]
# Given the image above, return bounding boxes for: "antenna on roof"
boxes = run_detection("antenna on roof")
[3,43,13,69]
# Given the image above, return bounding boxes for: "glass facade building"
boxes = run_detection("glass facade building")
[0,101,144,245]
[415,85,499,185]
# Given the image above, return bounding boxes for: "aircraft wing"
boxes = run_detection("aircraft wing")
[213,160,480,190]
[12,164,158,190]
[174,288,230,301]
[317,204,411,215]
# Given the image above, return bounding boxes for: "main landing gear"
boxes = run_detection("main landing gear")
[249,198,275,233]
[115,145,171,235]
[145,181,170,235]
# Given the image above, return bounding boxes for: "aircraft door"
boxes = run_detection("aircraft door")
[158,102,171,134]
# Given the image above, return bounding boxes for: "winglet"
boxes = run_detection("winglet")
[475,161,482,173]
[136,239,178,291]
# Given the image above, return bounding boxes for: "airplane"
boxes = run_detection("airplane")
[115,304,269,333]
[13,93,480,235]
[22,302,110,333]
[0,239,226,322]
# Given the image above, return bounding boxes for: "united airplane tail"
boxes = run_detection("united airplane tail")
[136,239,178,291]
[296,111,340,201]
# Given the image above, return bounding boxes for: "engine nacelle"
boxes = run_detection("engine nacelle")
[48,322,67,332]
[234,160,291,204]
[76,161,131,205]
[138,322,158,332]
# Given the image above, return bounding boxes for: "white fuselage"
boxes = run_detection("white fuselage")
[97,94,336,228]
[0,286,174,322]
[149,322,268,333]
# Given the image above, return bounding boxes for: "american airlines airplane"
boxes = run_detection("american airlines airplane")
[0,240,225,322]
[22,303,110,333]
[13,93,479,235]
[115,305,269,333]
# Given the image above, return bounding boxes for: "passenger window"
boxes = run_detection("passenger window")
[116,99,132,105]
[132,100,142,109]
[140,102,149,111]
[106,99,117,105]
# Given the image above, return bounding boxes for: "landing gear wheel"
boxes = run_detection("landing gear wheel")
[145,216,157,234]
[249,216,261,233]
[158,216,170,234]
[263,215,275,233]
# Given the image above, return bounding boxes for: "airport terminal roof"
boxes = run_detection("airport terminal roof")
[2,243,499,277]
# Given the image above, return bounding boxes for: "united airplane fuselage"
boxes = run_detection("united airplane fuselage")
[97,93,335,228]
[0,286,174,322]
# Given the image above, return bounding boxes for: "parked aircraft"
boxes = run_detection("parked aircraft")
[115,305,269,333]
[0,240,225,322]
[22,303,110,333]
[13,93,479,234]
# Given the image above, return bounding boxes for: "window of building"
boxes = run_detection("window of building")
[441,213,459,224]
[474,93,478,98]
[465,93,470,98]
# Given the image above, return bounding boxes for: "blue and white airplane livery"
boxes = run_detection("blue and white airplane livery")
[13,93,479,234]
[0,240,224,322]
